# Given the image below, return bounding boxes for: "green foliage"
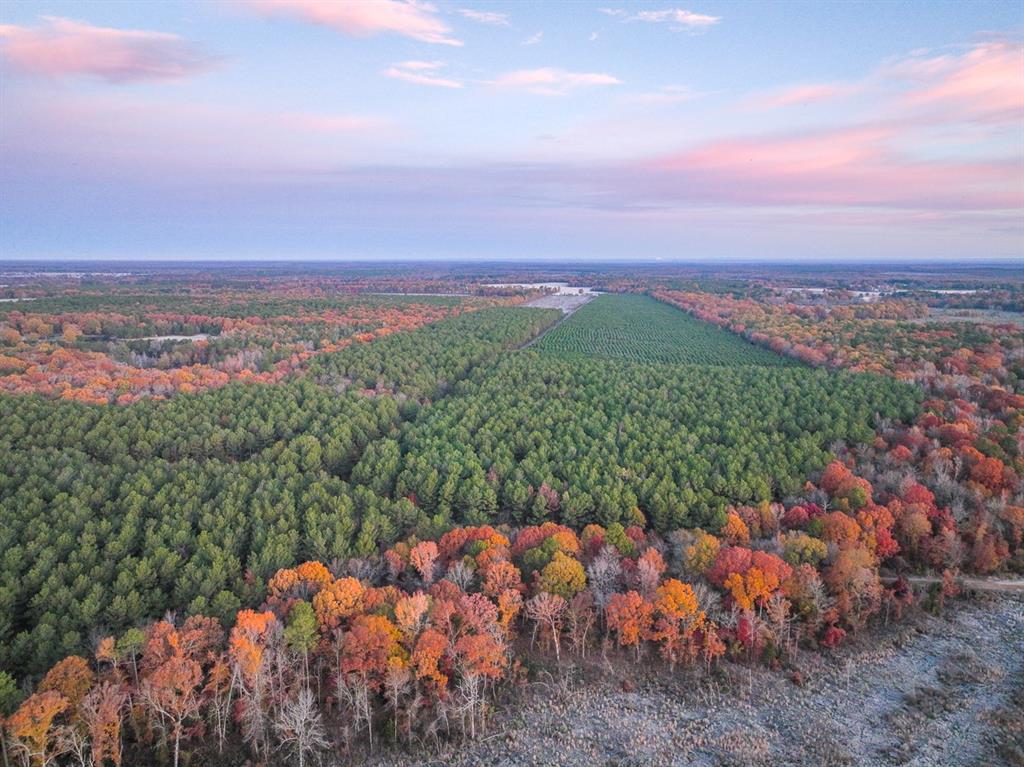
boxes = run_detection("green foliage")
[533,294,795,366]
[537,551,587,599]
[0,291,922,680]
[0,308,558,675]
[605,523,637,558]
[0,670,21,715]
[389,353,920,533]
[520,538,560,578]
[284,601,318,655]
[310,306,559,398]
[782,532,829,567]
[115,628,145,662]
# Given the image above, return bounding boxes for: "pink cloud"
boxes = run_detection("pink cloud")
[889,41,1022,123]
[382,60,462,88]
[279,112,389,133]
[674,127,892,175]
[246,0,462,46]
[751,82,860,109]
[0,16,217,83]
[636,124,1021,210]
[491,67,621,95]
[748,41,1022,123]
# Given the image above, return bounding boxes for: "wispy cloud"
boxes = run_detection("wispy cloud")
[746,39,1021,125]
[628,84,703,104]
[490,67,622,95]
[0,16,217,83]
[521,30,544,46]
[245,0,462,46]
[457,8,510,26]
[382,60,463,88]
[600,7,720,30]
[883,41,1021,124]
[2,88,392,178]
[278,112,389,133]
[632,124,1020,211]
[634,9,720,27]
[750,82,861,109]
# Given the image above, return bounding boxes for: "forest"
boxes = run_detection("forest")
[0,288,525,404]
[380,353,919,530]
[0,306,559,676]
[0,265,1020,766]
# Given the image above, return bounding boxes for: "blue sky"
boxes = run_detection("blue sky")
[1,1,1021,261]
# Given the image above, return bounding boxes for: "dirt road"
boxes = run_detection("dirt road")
[518,292,597,350]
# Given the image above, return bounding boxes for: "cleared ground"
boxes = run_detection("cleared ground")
[368,594,1024,767]
[522,291,596,314]
[532,293,796,366]
[909,308,1024,326]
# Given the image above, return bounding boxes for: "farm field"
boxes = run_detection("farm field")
[533,293,796,366]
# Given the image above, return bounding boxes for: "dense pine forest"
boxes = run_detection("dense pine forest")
[0,265,1020,766]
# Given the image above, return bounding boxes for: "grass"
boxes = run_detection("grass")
[532,293,796,366]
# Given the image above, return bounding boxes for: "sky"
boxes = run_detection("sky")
[0,0,1021,262]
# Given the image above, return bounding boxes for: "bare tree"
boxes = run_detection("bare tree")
[383,661,412,742]
[335,669,374,752]
[54,724,91,767]
[525,592,567,662]
[565,590,597,659]
[586,545,622,615]
[444,560,475,592]
[274,688,329,767]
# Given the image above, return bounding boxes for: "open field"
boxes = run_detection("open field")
[533,294,796,366]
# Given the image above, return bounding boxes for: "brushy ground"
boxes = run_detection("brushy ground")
[360,593,1024,767]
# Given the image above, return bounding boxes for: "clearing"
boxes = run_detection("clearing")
[368,593,1024,767]
[522,291,597,314]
